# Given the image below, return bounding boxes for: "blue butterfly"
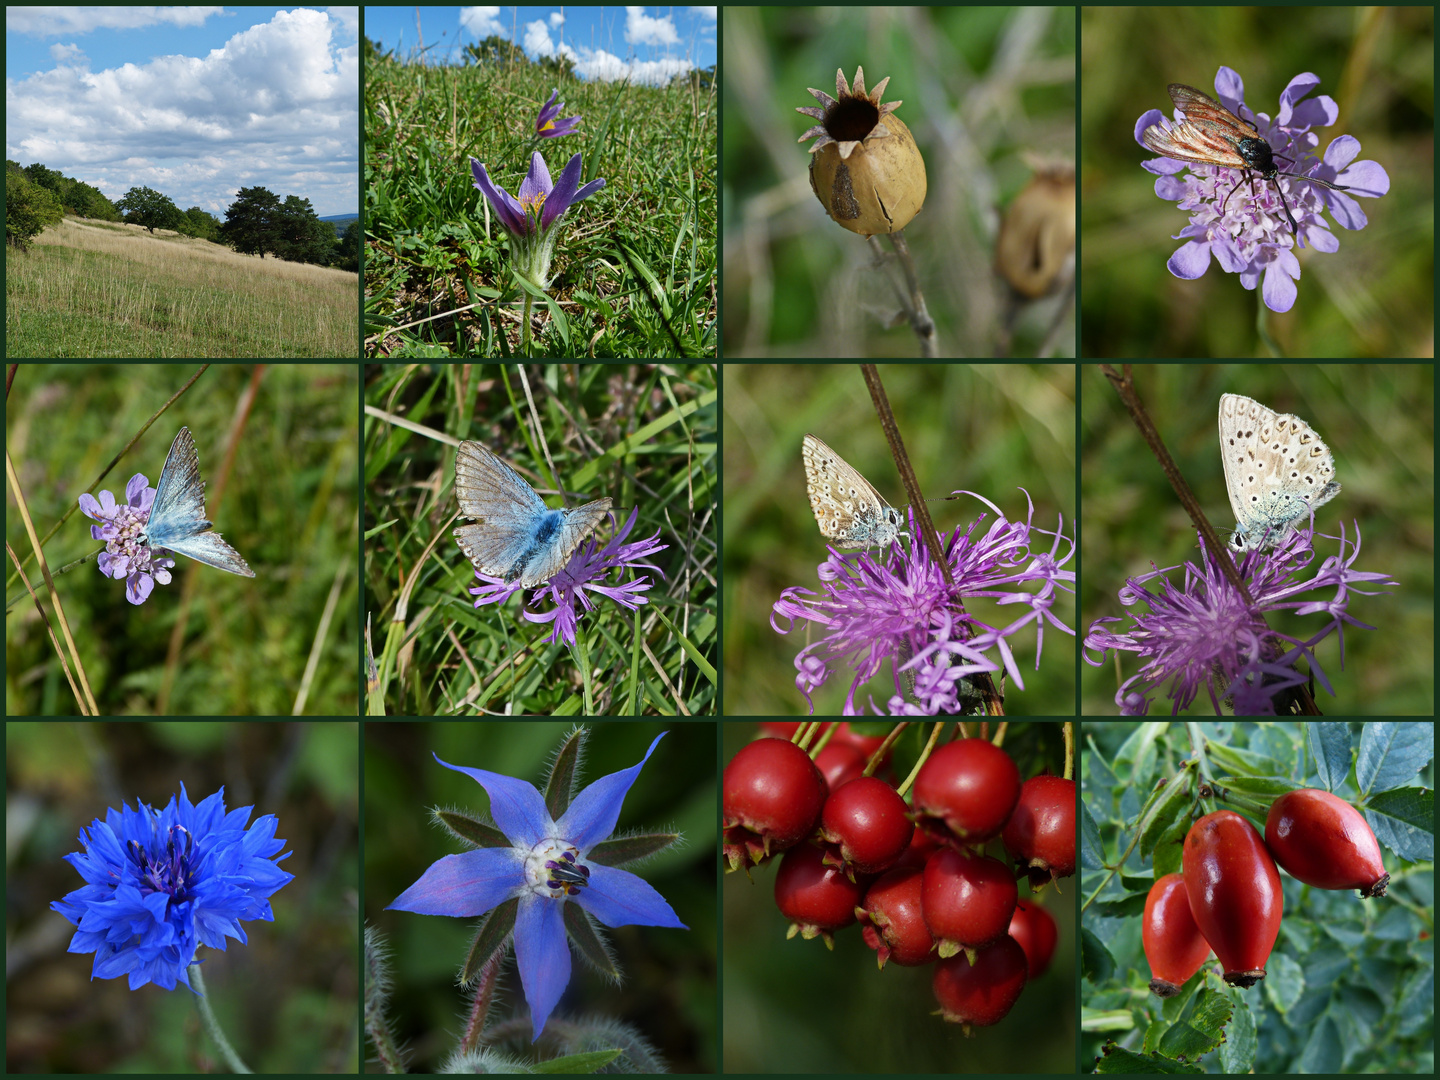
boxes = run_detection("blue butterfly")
[140,427,256,578]
[452,440,611,588]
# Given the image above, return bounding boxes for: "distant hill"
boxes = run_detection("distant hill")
[321,213,357,238]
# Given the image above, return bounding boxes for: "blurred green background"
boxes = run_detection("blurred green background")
[364,721,716,1073]
[723,364,1078,715]
[1081,364,1435,714]
[4,363,359,715]
[723,6,1076,357]
[1080,6,1433,357]
[5,721,359,1073]
[722,721,1077,1073]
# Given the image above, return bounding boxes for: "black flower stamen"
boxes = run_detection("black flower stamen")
[544,848,591,894]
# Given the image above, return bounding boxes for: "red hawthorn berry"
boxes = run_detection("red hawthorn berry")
[1008,901,1058,978]
[921,847,1018,959]
[932,935,1028,1034]
[723,738,827,872]
[1001,775,1076,890]
[912,738,1021,845]
[1142,873,1212,997]
[1264,788,1389,898]
[773,841,870,948]
[1182,810,1282,988]
[857,866,936,968]
[814,739,869,793]
[818,776,914,878]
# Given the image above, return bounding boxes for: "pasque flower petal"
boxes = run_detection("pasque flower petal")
[386,847,526,917]
[471,158,531,235]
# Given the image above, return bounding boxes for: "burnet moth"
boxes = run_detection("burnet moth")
[1141,83,1351,233]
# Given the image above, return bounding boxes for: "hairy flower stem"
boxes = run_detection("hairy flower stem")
[458,952,505,1056]
[189,964,252,1073]
[522,293,534,354]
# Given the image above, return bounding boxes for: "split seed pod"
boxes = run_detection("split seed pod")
[797,66,927,237]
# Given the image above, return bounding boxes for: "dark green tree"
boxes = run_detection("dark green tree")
[220,186,283,257]
[115,186,184,233]
[334,219,361,272]
[273,194,336,264]
[6,170,65,250]
[22,162,65,192]
[178,206,222,241]
[463,34,519,66]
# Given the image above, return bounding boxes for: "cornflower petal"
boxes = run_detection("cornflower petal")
[514,892,571,1041]
[575,864,687,929]
[386,848,525,917]
[431,752,553,841]
[555,732,666,850]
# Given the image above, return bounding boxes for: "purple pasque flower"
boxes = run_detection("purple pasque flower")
[470,151,605,290]
[1084,523,1394,715]
[51,783,294,992]
[772,492,1076,715]
[386,731,686,1042]
[1136,66,1389,314]
[465,506,669,647]
[78,473,175,605]
[536,89,581,139]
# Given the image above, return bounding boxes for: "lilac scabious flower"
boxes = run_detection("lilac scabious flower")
[465,505,668,647]
[1084,524,1394,715]
[78,474,175,605]
[386,730,687,1042]
[772,492,1076,715]
[50,783,294,992]
[1136,66,1389,314]
[471,151,605,290]
[536,89,581,139]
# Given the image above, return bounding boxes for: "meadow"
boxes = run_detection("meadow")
[364,51,716,357]
[6,216,359,357]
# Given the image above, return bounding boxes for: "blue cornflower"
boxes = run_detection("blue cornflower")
[386,731,687,1042]
[51,783,294,992]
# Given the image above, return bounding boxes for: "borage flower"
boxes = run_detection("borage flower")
[78,472,175,605]
[471,151,604,291]
[51,783,294,991]
[1136,66,1388,314]
[386,729,687,1042]
[772,492,1075,715]
[536,89,581,139]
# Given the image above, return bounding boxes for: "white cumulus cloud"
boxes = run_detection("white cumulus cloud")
[7,6,226,36]
[549,12,565,28]
[625,7,680,47]
[459,6,505,40]
[693,7,717,22]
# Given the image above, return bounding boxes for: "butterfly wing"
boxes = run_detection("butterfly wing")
[801,433,897,549]
[141,427,255,578]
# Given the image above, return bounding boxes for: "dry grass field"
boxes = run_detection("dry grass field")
[6,216,358,357]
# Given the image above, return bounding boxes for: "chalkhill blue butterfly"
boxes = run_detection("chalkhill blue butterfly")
[801,433,909,551]
[141,426,256,577]
[1218,393,1340,553]
[453,440,612,588]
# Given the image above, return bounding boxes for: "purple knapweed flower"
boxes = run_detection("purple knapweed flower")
[465,506,668,647]
[1084,524,1394,715]
[51,783,294,992]
[78,473,175,605]
[471,151,605,290]
[1136,66,1389,313]
[386,732,686,1042]
[772,491,1076,715]
[536,89,581,139]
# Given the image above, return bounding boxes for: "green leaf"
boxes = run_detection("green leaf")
[434,808,509,848]
[586,831,680,866]
[461,897,517,986]
[1139,766,1199,862]
[530,1049,624,1074]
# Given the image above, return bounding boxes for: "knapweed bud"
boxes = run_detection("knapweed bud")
[797,66,927,237]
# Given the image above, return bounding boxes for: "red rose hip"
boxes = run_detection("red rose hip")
[723,738,827,871]
[921,847,1017,958]
[932,935,1028,1033]
[1182,810,1282,988]
[912,738,1021,844]
[1142,872,1212,997]
[1001,775,1076,889]
[1265,788,1389,898]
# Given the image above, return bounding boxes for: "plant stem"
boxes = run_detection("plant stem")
[522,292,534,355]
[888,229,937,356]
[188,964,252,1073]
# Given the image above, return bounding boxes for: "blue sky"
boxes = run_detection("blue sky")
[5,6,358,217]
[364,6,715,85]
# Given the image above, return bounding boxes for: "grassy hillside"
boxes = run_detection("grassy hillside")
[6,216,358,357]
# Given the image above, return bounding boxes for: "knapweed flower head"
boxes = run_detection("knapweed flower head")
[471,151,605,290]
[536,89,581,139]
[465,506,668,648]
[772,492,1076,714]
[386,728,686,1042]
[1136,66,1389,314]
[51,783,294,992]
[78,473,175,605]
[1084,524,1394,715]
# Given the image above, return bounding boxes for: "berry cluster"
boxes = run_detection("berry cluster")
[724,724,1074,1035]
[1143,790,1390,996]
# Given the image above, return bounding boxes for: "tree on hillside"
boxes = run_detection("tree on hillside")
[116,186,184,233]
[7,170,65,250]
[23,162,65,193]
[178,206,223,242]
[274,194,336,265]
[334,220,360,272]
[220,186,283,258]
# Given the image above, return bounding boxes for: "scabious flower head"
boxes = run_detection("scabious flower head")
[1084,523,1394,715]
[78,474,176,605]
[772,491,1076,714]
[51,783,294,992]
[1136,66,1389,314]
[464,506,668,647]
[386,729,686,1042]
[536,89,581,139]
[471,151,605,290]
